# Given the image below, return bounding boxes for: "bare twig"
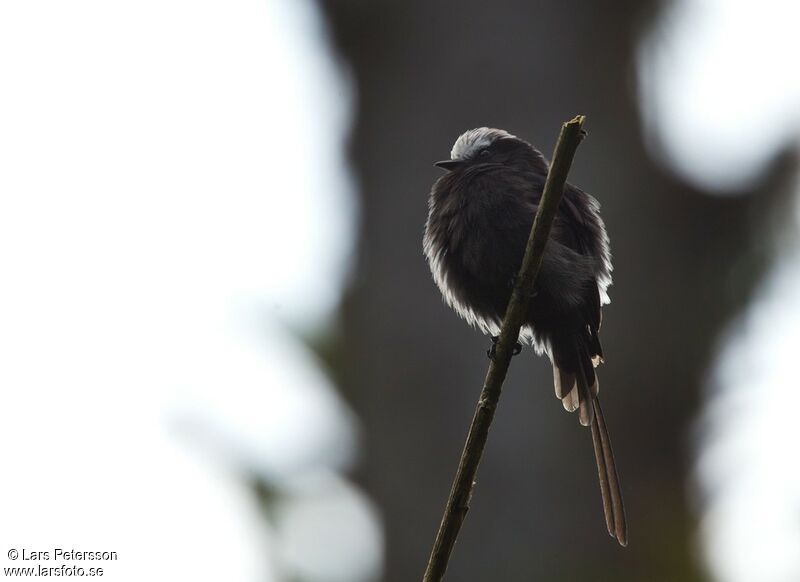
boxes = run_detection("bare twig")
[422,115,588,582]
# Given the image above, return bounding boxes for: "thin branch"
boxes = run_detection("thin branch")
[422,115,588,582]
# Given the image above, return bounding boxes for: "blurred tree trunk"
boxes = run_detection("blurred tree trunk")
[317,1,788,580]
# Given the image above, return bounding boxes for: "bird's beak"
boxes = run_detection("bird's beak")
[434,159,465,172]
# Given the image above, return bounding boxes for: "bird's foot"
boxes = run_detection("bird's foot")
[487,335,523,360]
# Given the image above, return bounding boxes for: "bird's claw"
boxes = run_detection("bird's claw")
[487,336,523,360]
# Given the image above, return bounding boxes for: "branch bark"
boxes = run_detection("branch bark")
[422,115,588,582]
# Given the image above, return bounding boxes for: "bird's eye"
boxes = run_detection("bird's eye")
[479,149,491,157]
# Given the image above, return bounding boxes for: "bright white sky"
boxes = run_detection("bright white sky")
[698,251,800,582]
[640,1,800,581]
[640,0,800,192]
[0,1,380,581]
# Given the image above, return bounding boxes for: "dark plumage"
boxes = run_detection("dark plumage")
[423,127,627,546]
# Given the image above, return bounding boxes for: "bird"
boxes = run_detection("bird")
[423,127,627,546]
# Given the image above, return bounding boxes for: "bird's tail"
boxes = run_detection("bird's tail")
[552,341,597,427]
[588,396,627,546]
[552,342,627,546]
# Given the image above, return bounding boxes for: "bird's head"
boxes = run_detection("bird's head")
[434,127,546,174]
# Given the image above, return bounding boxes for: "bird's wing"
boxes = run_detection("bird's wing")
[557,184,604,355]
